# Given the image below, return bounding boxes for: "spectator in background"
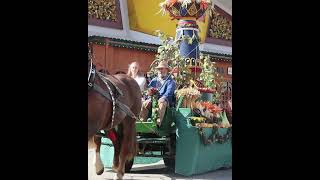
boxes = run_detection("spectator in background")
[127,61,147,92]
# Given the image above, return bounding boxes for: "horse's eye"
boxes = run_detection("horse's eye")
[203,108,206,112]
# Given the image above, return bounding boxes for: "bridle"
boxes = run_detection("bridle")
[88,45,96,90]
[88,58,96,90]
[88,56,117,127]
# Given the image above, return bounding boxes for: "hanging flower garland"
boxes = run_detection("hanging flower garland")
[197,126,232,145]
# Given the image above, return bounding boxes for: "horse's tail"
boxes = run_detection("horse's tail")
[116,118,137,161]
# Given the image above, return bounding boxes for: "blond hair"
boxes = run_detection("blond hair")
[127,61,143,77]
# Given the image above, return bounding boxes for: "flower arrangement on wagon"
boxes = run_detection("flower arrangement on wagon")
[148,30,230,124]
[191,102,231,128]
[144,31,231,145]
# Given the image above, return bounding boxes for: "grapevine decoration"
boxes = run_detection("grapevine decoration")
[150,88,160,124]
[151,31,224,91]
[200,55,217,89]
[199,54,223,103]
[151,31,195,88]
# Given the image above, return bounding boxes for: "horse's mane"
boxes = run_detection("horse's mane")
[99,69,110,75]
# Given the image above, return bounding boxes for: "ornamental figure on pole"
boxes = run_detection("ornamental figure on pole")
[160,0,214,75]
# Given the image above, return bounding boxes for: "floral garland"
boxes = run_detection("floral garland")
[197,126,232,145]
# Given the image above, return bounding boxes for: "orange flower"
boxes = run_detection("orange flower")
[199,1,209,10]
[200,102,222,113]
[168,0,177,7]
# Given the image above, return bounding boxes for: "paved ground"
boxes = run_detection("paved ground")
[89,150,232,180]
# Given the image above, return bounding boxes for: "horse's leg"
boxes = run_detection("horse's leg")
[93,136,104,175]
[115,119,136,180]
[112,138,121,173]
[109,129,121,172]
[88,137,96,180]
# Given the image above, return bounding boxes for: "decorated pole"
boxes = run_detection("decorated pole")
[160,0,216,102]
[160,0,213,76]
[176,19,201,74]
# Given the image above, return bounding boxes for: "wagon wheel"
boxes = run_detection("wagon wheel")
[163,134,176,170]
[125,158,134,172]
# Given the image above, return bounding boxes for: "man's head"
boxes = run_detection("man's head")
[155,61,170,78]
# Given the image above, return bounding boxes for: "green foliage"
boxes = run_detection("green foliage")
[199,55,224,103]
[200,55,216,89]
[151,30,193,88]
[151,31,225,99]
[151,93,160,123]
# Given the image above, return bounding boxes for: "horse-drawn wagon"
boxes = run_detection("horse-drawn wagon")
[89,1,232,178]
[99,87,232,176]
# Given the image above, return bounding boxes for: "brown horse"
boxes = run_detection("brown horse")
[88,58,142,179]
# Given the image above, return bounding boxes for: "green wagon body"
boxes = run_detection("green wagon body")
[174,108,232,176]
[100,104,232,176]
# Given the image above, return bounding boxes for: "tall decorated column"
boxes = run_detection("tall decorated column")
[160,0,213,76]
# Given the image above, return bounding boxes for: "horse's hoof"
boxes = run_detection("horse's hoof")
[113,173,123,180]
[112,165,118,173]
[96,168,104,175]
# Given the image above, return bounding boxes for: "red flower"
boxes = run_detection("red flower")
[199,1,209,10]
[197,87,215,93]
[148,88,158,96]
